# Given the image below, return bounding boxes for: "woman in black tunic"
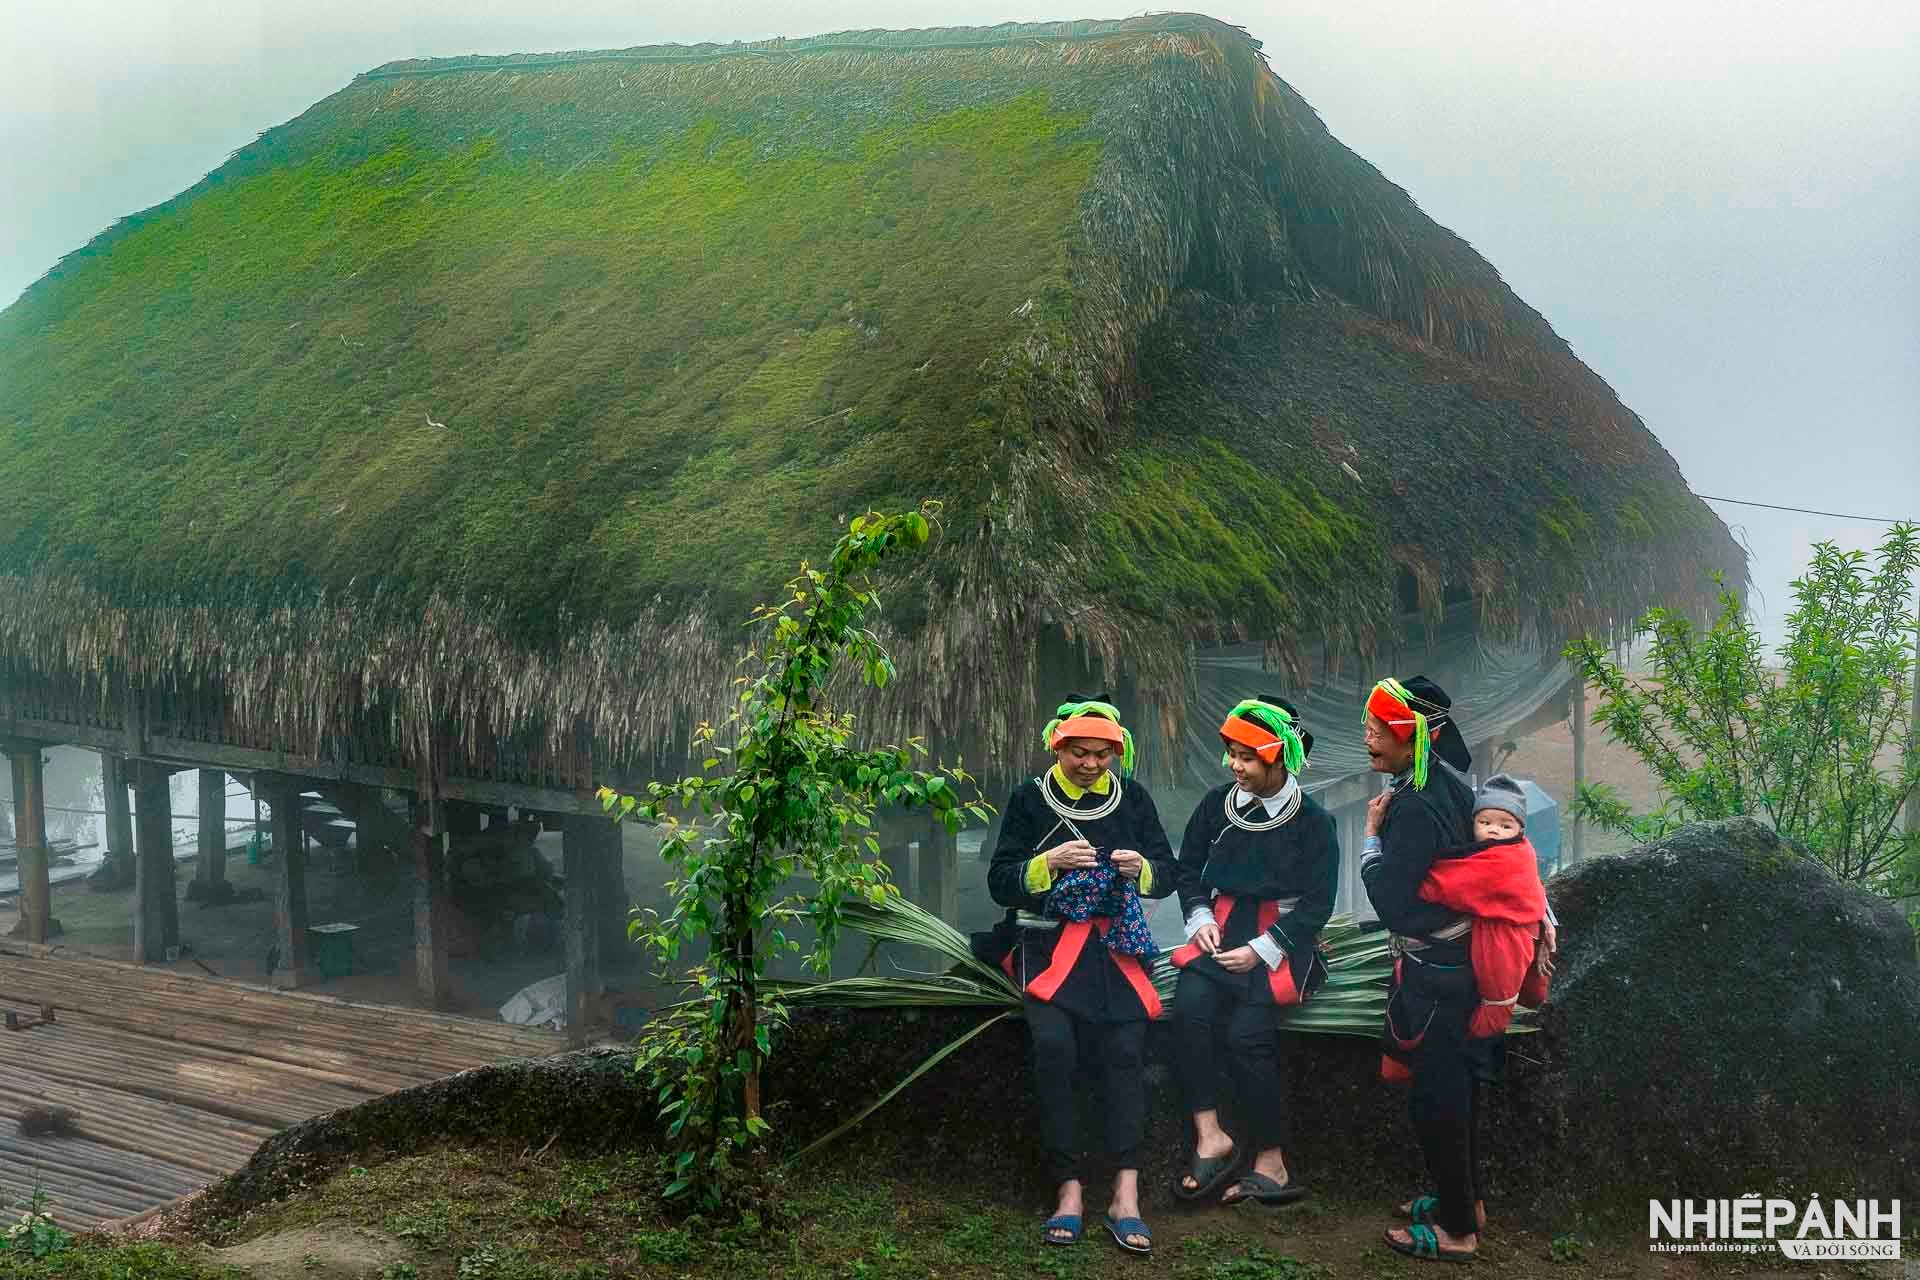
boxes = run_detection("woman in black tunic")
[1169,696,1336,1207]
[1357,675,1483,1264]
[986,696,1177,1255]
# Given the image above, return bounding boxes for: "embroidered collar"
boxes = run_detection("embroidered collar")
[1050,764,1113,801]
[1226,775,1302,831]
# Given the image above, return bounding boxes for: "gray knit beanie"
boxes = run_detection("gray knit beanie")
[1473,773,1528,825]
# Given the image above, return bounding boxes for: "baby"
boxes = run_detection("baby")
[1416,774,1557,1036]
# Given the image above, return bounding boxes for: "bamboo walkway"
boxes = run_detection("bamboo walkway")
[0,946,565,1227]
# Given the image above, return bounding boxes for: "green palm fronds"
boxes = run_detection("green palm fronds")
[1146,914,1394,1039]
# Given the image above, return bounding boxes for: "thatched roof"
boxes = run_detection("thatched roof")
[0,13,1740,779]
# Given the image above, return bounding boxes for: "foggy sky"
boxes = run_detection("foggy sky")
[4,1,1916,644]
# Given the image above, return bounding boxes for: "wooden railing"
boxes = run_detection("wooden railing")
[0,672,602,814]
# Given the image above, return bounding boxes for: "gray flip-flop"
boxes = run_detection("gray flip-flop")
[1223,1171,1309,1207]
[1174,1147,1240,1201]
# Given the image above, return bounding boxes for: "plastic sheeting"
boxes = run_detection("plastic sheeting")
[1150,631,1573,803]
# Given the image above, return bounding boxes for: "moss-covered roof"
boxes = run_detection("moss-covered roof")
[0,14,1740,774]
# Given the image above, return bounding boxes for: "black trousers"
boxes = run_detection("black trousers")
[1403,964,1486,1237]
[1171,968,1290,1154]
[1024,996,1147,1185]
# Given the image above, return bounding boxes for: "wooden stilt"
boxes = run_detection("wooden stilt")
[265,778,310,989]
[914,808,957,928]
[6,745,52,943]
[562,816,605,1034]
[195,769,228,893]
[97,754,135,889]
[596,821,629,961]
[1569,677,1589,865]
[412,802,452,1011]
[132,763,179,963]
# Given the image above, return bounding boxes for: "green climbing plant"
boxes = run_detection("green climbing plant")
[598,505,991,1206]
[1566,523,1919,892]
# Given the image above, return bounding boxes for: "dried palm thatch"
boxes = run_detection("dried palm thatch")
[0,14,1740,786]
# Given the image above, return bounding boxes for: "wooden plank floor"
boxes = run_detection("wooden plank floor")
[0,946,566,1227]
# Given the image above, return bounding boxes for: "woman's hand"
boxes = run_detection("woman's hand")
[1213,945,1258,974]
[1364,789,1392,836]
[1043,839,1099,874]
[1109,848,1144,881]
[1190,922,1222,955]
[1536,920,1559,977]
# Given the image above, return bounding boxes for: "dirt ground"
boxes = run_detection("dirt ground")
[87,1142,1911,1280]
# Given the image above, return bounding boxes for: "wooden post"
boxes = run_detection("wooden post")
[265,778,310,988]
[412,801,452,1012]
[1569,677,1589,865]
[132,762,179,963]
[97,753,135,889]
[195,769,228,893]
[596,821,629,961]
[6,746,51,943]
[562,815,606,1033]
[914,809,958,929]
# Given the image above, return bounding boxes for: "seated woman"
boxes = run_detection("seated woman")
[986,696,1177,1256]
[1168,697,1336,1207]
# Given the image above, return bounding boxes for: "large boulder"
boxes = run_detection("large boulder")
[1498,816,1920,1217]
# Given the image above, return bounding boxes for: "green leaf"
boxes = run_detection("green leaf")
[789,1011,1017,1162]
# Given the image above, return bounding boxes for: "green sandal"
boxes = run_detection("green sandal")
[1399,1195,1485,1231]
[1384,1223,1476,1264]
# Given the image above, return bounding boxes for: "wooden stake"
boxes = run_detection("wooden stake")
[7,746,51,943]
[132,763,178,963]
[562,815,606,1034]
[914,808,957,929]
[1570,677,1589,865]
[266,779,309,989]
[100,754,134,884]
[412,817,452,1012]
[597,823,630,960]
[195,769,227,891]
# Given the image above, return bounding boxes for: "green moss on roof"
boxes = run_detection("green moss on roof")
[0,90,1101,635]
[0,13,1742,770]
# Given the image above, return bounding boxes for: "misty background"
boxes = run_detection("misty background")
[4,0,1916,644]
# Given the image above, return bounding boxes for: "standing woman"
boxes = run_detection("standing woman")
[987,695,1177,1256]
[1357,675,1483,1264]
[1168,697,1336,1207]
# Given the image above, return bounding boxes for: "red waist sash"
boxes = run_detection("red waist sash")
[1021,917,1163,1019]
[1168,894,1300,1005]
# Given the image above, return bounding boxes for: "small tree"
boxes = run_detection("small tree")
[1566,522,1918,891]
[599,506,990,1204]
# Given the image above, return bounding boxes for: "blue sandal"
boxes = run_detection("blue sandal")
[1105,1213,1152,1255]
[1385,1223,1476,1264]
[1042,1214,1082,1246]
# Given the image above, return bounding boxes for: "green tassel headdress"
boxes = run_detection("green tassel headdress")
[1219,698,1307,774]
[1044,698,1136,778]
[1365,676,1445,789]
